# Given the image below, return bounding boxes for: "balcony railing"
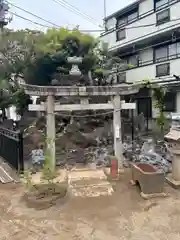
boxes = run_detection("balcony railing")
[117,52,180,73]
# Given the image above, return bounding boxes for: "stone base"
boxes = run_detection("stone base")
[104,167,124,177]
[130,179,136,186]
[68,169,114,198]
[118,168,125,174]
[166,174,180,189]
[130,180,168,199]
[131,163,165,196]
[68,169,107,181]
[140,191,168,200]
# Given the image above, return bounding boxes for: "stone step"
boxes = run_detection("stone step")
[68,169,113,198]
[69,182,113,197]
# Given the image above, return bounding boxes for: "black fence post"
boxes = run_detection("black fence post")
[18,130,24,173]
[0,127,24,173]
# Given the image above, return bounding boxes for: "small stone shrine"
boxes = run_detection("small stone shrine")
[165,113,180,188]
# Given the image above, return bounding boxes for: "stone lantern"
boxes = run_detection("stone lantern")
[67,56,82,76]
[165,124,180,188]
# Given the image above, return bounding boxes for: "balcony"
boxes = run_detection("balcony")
[125,58,180,83]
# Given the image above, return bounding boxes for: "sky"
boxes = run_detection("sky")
[7,0,135,35]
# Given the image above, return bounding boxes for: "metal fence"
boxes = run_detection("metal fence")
[0,127,24,173]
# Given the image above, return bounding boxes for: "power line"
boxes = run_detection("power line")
[7,3,180,35]
[9,11,103,32]
[10,10,180,33]
[9,11,53,28]
[6,1,180,34]
[6,1,60,28]
[51,0,102,28]
[54,0,101,26]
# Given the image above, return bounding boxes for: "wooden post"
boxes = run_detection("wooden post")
[113,95,123,169]
[46,95,56,170]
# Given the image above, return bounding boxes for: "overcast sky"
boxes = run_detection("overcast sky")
[8,0,134,34]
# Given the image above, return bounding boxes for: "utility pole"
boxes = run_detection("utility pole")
[0,0,10,120]
[0,0,10,30]
[103,0,107,31]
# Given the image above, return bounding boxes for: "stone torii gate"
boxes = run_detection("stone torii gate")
[20,83,139,170]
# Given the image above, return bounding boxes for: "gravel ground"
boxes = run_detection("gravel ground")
[0,171,180,240]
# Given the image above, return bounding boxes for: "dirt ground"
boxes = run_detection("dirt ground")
[0,172,180,240]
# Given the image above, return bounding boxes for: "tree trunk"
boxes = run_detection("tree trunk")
[88,71,93,86]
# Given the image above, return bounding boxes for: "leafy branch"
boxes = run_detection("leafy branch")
[143,79,167,133]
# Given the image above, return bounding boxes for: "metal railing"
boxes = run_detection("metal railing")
[0,127,24,173]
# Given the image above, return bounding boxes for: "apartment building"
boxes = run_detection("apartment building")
[100,0,180,119]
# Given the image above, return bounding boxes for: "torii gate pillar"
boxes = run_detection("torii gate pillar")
[46,95,56,170]
[113,95,123,169]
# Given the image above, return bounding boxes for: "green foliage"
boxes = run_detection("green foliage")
[41,141,57,184]
[152,86,167,132]
[0,28,39,117]
[0,27,125,116]
[25,27,125,86]
[36,28,95,54]
[23,170,33,190]
[143,79,167,133]
[12,88,32,116]
[128,64,134,69]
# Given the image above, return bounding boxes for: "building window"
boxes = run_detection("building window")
[168,43,177,59]
[155,45,168,62]
[128,55,139,67]
[116,29,126,41]
[155,42,180,62]
[127,11,138,22]
[155,0,176,11]
[156,9,170,25]
[116,9,138,27]
[177,42,180,56]
[117,18,127,27]
[156,63,170,76]
[155,0,169,10]
[164,92,176,112]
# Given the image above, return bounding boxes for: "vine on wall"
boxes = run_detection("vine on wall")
[143,79,167,133]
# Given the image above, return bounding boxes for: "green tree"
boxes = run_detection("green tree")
[143,79,167,136]
[25,27,124,86]
[25,28,99,86]
[0,28,39,118]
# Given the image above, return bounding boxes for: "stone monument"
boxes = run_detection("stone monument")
[165,113,180,188]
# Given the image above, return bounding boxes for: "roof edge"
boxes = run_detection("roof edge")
[104,0,142,21]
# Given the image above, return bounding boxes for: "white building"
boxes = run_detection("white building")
[100,0,180,119]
